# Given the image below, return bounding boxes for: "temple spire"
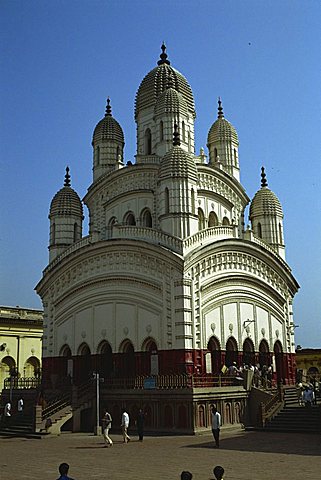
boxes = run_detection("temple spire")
[261,166,268,187]
[105,97,112,116]
[173,122,180,146]
[218,97,224,118]
[64,166,71,187]
[157,42,170,66]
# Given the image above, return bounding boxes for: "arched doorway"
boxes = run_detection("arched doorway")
[0,356,16,389]
[24,356,41,378]
[77,343,92,384]
[259,339,270,368]
[207,336,221,374]
[97,340,113,379]
[274,340,284,385]
[243,338,255,366]
[141,337,158,375]
[119,340,135,377]
[225,337,238,367]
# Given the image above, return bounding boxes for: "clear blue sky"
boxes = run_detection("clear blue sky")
[1,0,320,347]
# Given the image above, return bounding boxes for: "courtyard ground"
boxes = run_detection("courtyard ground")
[0,428,320,480]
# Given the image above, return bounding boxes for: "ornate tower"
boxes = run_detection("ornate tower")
[249,167,285,259]
[207,98,240,181]
[48,167,83,262]
[92,98,125,182]
[158,125,198,238]
[135,44,196,163]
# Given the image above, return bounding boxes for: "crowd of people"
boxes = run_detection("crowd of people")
[225,361,274,388]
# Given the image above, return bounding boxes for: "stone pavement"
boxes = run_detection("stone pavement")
[0,428,320,480]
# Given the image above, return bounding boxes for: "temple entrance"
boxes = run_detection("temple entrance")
[242,338,255,366]
[259,339,271,368]
[119,340,135,377]
[97,341,113,379]
[274,340,284,384]
[207,336,221,374]
[142,337,158,375]
[225,337,238,367]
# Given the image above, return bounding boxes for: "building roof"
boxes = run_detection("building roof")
[49,167,83,218]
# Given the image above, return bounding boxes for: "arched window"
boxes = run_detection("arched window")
[159,121,164,141]
[198,405,206,428]
[208,211,218,227]
[60,345,72,357]
[182,121,186,142]
[24,356,41,378]
[144,128,152,155]
[123,212,136,226]
[141,209,152,228]
[222,216,230,226]
[141,337,158,375]
[73,223,78,243]
[214,148,218,160]
[188,132,191,152]
[77,343,91,356]
[198,208,205,230]
[278,223,283,244]
[96,146,100,165]
[165,188,169,214]
[234,148,237,166]
[258,222,262,238]
[191,189,195,214]
[51,223,56,244]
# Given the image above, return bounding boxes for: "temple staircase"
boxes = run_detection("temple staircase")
[264,386,321,433]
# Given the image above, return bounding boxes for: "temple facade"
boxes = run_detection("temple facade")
[35,45,299,432]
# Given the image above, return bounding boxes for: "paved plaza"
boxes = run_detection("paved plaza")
[0,428,320,480]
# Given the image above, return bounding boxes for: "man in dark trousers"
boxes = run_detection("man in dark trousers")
[211,404,221,448]
[136,408,145,441]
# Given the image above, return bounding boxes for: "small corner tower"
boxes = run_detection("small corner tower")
[49,167,83,263]
[249,167,285,259]
[92,98,125,181]
[207,98,240,181]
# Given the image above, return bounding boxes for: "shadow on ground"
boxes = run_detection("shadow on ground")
[183,431,321,456]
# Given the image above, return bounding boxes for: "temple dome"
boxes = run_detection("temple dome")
[49,168,83,218]
[135,44,195,119]
[154,84,188,116]
[92,99,124,146]
[159,145,197,181]
[250,168,283,218]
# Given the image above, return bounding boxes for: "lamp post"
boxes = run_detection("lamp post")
[93,372,101,435]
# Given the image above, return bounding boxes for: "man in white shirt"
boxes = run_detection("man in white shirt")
[17,398,24,413]
[121,410,130,443]
[211,404,221,448]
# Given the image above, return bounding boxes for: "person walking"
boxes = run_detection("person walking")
[136,408,145,441]
[4,402,11,426]
[121,409,130,443]
[211,404,221,448]
[17,397,24,414]
[101,409,113,447]
[302,386,313,407]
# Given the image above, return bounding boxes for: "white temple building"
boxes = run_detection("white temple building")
[36,45,299,432]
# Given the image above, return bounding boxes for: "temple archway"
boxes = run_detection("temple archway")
[207,336,221,374]
[225,337,238,366]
